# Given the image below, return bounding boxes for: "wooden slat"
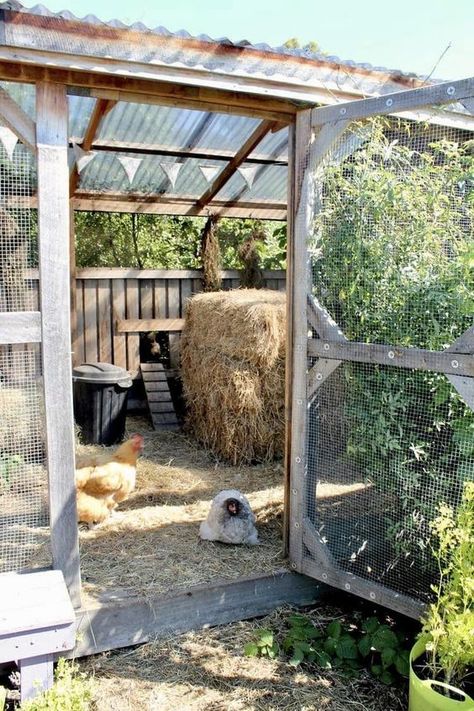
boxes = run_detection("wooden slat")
[143,381,170,392]
[0,311,41,344]
[74,279,85,365]
[111,279,126,369]
[308,339,474,377]
[312,77,474,126]
[117,318,185,333]
[0,86,36,151]
[125,279,139,374]
[140,279,153,319]
[167,279,181,370]
[72,572,322,658]
[97,279,112,363]
[36,81,81,606]
[83,280,98,363]
[196,120,276,208]
[180,278,192,316]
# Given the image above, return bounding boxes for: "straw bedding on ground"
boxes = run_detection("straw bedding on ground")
[181,289,286,465]
[74,416,286,601]
[82,605,407,711]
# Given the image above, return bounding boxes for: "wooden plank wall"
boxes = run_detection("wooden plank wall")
[24,269,286,377]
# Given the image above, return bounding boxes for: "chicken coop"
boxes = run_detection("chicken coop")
[0,0,473,660]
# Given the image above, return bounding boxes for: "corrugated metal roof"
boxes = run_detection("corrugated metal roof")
[0,0,421,81]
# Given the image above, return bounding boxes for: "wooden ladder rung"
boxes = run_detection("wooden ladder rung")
[140,363,179,432]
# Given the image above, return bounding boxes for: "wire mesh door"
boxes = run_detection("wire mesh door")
[289,85,474,618]
[0,86,50,574]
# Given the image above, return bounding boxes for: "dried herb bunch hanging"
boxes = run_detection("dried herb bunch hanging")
[200,214,222,292]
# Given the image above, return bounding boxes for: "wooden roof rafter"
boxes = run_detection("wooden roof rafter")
[0,86,36,152]
[195,119,276,212]
[69,97,116,195]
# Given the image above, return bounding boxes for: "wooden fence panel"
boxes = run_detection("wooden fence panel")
[23,269,286,374]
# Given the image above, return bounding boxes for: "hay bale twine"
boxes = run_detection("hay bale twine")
[181,289,285,465]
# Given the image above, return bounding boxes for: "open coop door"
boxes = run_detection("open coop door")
[288,79,474,620]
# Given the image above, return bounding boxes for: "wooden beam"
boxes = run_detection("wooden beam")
[72,139,288,165]
[25,267,286,280]
[116,318,185,333]
[196,120,275,208]
[72,571,323,657]
[36,82,81,607]
[308,339,474,377]
[72,193,287,219]
[70,98,116,195]
[312,77,474,126]
[0,86,36,152]
[0,311,41,344]
[6,193,287,219]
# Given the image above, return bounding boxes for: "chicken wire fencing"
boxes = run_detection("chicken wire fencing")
[301,107,474,610]
[0,106,49,573]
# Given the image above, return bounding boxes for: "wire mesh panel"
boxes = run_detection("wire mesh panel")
[300,105,474,611]
[0,348,48,573]
[0,98,50,573]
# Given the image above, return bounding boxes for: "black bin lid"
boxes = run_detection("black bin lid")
[72,362,132,387]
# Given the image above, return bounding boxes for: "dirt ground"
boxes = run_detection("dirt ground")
[81,604,408,711]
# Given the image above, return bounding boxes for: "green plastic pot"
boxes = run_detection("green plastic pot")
[409,636,474,711]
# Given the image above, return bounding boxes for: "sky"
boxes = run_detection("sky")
[24,0,473,79]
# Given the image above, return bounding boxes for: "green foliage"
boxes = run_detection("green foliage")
[75,213,286,270]
[20,658,93,711]
[244,628,279,659]
[244,611,412,685]
[312,119,474,561]
[421,482,474,688]
[0,453,23,489]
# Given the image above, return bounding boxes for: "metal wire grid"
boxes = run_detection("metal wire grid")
[306,112,474,602]
[0,127,37,312]
[0,347,49,573]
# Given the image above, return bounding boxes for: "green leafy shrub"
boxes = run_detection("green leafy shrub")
[244,628,279,659]
[420,481,474,689]
[244,611,412,685]
[312,119,474,561]
[20,658,93,711]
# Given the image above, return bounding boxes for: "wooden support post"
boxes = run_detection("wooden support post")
[69,203,78,362]
[36,82,81,607]
[288,110,313,571]
[283,123,295,557]
[19,655,54,703]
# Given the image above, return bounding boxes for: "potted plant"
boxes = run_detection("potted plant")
[409,482,474,710]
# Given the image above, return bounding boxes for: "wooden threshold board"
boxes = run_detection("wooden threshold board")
[141,362,179,431]
[72,571,323,657]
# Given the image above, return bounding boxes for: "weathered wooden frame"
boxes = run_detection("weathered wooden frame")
[288,77,474,619]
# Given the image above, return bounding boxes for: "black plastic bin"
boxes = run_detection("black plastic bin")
[73,362,133,445]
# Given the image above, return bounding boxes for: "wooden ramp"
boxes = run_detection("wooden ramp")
[140,362,179,431]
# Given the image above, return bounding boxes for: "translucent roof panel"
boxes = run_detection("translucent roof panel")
[1,81,288,216]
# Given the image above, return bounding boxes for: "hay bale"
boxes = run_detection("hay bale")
[181,289,285,464]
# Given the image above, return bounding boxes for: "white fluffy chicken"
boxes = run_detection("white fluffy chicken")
[199,489,259,545]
